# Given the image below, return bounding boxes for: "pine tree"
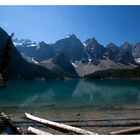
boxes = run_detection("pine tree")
[0,33,14,84]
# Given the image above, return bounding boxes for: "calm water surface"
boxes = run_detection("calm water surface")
[0,79,140,121]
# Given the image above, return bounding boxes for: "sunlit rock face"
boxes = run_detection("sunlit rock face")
[54,34,89,63]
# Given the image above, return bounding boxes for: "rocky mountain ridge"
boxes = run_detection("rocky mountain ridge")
[13,34,139,77]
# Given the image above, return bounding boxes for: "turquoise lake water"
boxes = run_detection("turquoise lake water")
[0,79,140,121]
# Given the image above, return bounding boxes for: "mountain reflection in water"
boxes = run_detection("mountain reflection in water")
[0,79,140,120]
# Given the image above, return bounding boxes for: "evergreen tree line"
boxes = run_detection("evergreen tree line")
[0,33,14,84]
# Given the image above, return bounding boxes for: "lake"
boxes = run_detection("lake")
[0,79,140,121]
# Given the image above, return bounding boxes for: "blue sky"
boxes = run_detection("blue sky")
[0,6,140,46]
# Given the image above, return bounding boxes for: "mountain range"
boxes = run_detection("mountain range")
[0,27,140,80]
[13,33,139,77]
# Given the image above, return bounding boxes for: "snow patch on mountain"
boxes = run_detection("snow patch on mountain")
[31,58,39,64]
[88,58,92,62]
[135,58,140,64]
[13,42,22,46]
[66,35,71,39]
[13,38,37,48]
[29,44,37,47]
[71,62,77,68]
[83,43,87,46]
[26,57,39,64]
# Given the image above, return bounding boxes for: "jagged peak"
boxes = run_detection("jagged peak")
[55,34,79,44]
[39,41,52,47]
[39,41,46,45]
[90,37,98,42]
[120,42,132,47]
[69,34,76,37]
[65,34,78,39]
[120,42,132,49]
[85,37,98,43]
[37,41,52,50]
[106,42,118,48]
[84,37,100,47]
[123,42,131,45]
[106,43,119,53]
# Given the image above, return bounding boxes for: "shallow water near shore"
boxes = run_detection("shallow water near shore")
[0,79,140,122]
